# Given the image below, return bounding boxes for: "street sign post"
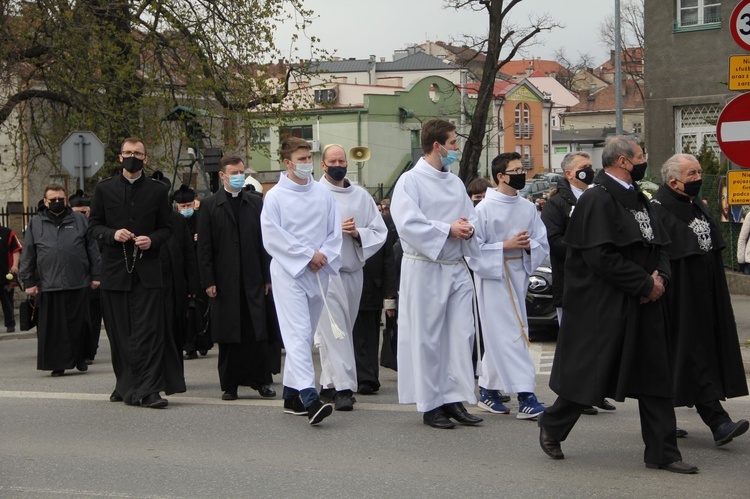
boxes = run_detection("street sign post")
[60,131,105,191]
[717,92,750,168]
[731,0,750,51]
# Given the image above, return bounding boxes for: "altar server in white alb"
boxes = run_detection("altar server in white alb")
[261,137,343,426]
[467,152,550,420]
[391,119,483,430]
[316,144,387,411]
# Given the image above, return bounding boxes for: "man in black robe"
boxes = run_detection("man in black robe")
[69,190,103,364]
[539,136,698,474]
[197,154,276,401]
[651,153,749,446]
[153,175,199,373]
[352,214,398,394]
[88,137,185,408]
[541,152,616,416]
[21,184,101,376]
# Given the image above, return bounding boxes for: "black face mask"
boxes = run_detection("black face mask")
[472,199,481,207]
[48,201,66,214]
[505,173,526,191]
[122,156,144,173]
[326,166,347,182]
[681,179,702,197]
[629,161,648,182]
[575,167,595,185]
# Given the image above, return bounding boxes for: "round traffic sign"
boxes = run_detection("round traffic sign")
[717,92,750,168]
[731,0,750,51]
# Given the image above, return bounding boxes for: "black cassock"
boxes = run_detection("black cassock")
[160,211,199,360]
[89,173,186,404]
[651,185,748,407]
[197,189,278,392]
[550,171,673,405]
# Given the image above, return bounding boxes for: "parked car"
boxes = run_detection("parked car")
[527,257,558,341]
[534,172,565,188]
[519,179,551,200]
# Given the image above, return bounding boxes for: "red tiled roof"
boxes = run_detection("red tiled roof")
[566,79,643,113]
[464,80,516,98]
[500,59,567,77]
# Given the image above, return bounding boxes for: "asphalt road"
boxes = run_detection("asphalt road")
[1,296,750,498]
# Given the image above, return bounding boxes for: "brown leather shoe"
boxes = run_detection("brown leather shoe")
[538,413,564,459]
[645,461,698,474]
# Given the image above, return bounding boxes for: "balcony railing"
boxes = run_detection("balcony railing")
[514,123,534,138]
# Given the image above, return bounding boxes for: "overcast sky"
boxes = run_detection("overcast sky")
[278,0,618,65]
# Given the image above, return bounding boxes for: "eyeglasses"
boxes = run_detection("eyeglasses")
[506,168,525,175]
[46,197,66,202]
[121,150,146,159]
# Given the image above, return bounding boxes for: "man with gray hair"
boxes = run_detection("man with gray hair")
[651,153,748,447]
[540,136,698,474]
[541,152,615,416]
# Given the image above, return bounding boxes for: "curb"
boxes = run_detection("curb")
[0,330,36,341]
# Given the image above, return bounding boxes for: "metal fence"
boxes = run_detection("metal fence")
[0,207,38,239]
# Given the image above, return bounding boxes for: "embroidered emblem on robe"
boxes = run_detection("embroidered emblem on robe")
[628,208,654,241]
[688,216,713,252]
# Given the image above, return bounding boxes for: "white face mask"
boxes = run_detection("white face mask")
[293,162,314,180]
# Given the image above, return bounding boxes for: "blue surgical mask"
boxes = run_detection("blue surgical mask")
[439,144,459,168]
[227,173,245,190]
[180,208,194,218]
[326,165,347,182]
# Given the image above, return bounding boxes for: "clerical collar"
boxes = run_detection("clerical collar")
[224,187,241,198]
[125,173,142,184]
[571,184,585,199]
[605,171,633,190]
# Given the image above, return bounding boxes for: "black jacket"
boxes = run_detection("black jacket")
[197,189,271,343]
[359,220,398,311]
[540,178,577,307]
[88,173,172,291]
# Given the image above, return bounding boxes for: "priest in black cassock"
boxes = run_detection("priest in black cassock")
[197,154,276,401]
[651,153,749,446]
[88,137,185,408]
[153,174,199,372]
[540,136,698,474]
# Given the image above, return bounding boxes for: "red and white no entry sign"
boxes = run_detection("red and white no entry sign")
[731,0,750,51]
[717,92,750,168]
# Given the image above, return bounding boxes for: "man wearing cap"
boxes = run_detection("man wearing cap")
[69,190,102,364]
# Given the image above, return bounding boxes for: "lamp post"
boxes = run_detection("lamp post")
[615,0,624,135]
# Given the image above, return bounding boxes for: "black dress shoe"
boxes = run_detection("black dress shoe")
[84,358,94,365]
[142,393,168,409]
[358,383,376,395]
[675,427,688,438]
[184,351,198,360]
[713,419,750,447]
[442,402,483,425]
[597,399,616,411]
[257,385,276,398]
[423,407,455,429]
[110,390,123,402]
[538,414,564,459]
[50,370,64,377]
[222,390,238,401]
[6,326,15,333]
[645,461,698,474]
[76,361,88,372]
[319,388,336,403]
[582,406,598,416]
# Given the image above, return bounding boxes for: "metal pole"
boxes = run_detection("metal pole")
[77,134,86,192]
[615,0,623,135]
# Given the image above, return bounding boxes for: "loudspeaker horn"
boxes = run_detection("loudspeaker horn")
[349,146,371,162]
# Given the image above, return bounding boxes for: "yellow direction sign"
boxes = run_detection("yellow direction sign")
[727,170,750,205]
[729,55,750,90]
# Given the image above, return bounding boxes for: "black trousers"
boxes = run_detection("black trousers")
[0,285,14,328]
[542,394,682,465]
[36,288,89,371]
[101,275,185,404]
[695,400,732,433]
[352,309,382,391]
